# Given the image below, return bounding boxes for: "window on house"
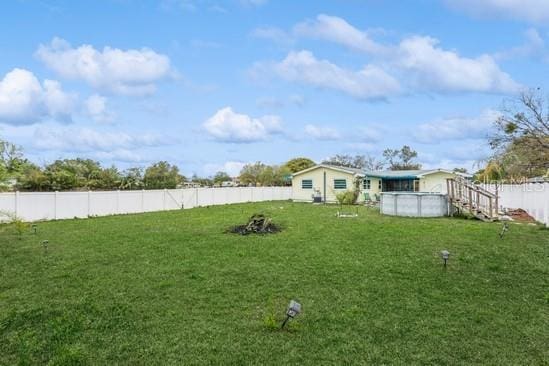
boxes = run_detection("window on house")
[363,179,371,190]
[301,179,313,189]
[378,180,382,190]
[334,179,347,189]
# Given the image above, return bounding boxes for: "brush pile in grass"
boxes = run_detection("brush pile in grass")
[228,213,281,235]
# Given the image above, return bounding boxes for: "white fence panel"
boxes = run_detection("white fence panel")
[143,191,165,212]
[56,192,89,219]
[182,189,197,209]
[0,192,15,216]
[0,187,293,222]
[89,191,118,217]
[483,183,549,226]
[118,191,144,214]
[20,192,56,221]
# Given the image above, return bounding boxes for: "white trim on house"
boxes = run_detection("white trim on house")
[291,164,364,178]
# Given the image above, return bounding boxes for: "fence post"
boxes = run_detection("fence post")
[163,189,167,210]
[195,187,199,207]
[88,190,91,217]
[141,190,145,212]
[545,199,549,227]
[54,191,58,220]
[14,191,19,217]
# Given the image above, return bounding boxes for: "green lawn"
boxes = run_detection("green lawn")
[1,202,548,365]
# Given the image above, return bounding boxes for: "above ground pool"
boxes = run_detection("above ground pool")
[380,192,449,217]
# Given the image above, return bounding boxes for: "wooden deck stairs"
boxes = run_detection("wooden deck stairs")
[447,177,499,222]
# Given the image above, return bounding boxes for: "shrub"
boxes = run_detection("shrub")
[0,210,28,239]
[335,190,359,205]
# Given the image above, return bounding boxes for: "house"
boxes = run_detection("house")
[291,164,365,203]
[291,165,471,202]
[362,169,471,195]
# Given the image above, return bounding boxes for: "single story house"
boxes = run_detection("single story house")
[291,164,364,203]
[291,165,471,203]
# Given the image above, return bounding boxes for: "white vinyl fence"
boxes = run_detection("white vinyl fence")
[483,183,549,226]
[0,187,293,222]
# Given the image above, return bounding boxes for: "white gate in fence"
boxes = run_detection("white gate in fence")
[482,183,549,226]
[0,187,293,222]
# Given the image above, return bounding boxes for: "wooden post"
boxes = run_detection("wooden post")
[489,196,493,219]
[476,191,480,213]
[468,187,473,208]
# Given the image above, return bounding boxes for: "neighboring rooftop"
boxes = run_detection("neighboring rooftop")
[364,169,472,179]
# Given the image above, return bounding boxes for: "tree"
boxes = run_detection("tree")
[144,161,181,189]
[474,160,505,182]
[120,167,144,190]
[453,167,468,174]
[239,162,267,186]
[284,157,315,173]
[362,155,385,171]
[382,145,421,170]
[95,166,122,190]
[491,89,549,152]
[0,140,24,175]
[322,154,369,169]
[17,163,49,191]
[489,89,549,177]
[213,171,232,185]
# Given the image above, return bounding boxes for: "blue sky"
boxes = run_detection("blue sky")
[1,0,548,177]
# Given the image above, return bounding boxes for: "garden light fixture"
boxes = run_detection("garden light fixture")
[281,300,301,329]
[441,250,450,267]
[41,240,49,254]
[32,224,37,234]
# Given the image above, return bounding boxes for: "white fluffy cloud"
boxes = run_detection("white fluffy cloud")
[294,14,385,54]
[304,124,341,140]
[255,15,520,96]
[396,36,520,93]
[203,107,283,143]
[269,50,401,100]
[0,68,75,125]
[36,37,172,95]
[413,109,501,144]
[32,124,175,152]
[445,0,549,23]
[85,94,114,123]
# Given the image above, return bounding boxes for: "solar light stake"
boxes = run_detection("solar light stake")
[441,250,450,268]
[32,224,37,234]
[281,300,301,329]
[41,240,49,254]
[499,222,509,239]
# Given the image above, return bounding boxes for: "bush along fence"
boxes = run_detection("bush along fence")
[0,187,293,222]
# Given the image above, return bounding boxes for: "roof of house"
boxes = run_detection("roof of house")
[292,164,364,177]
[293,165,473,179]
[364,169,472,179]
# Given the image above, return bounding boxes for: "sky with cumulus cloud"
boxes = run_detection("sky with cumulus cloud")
[1,0,549,176]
